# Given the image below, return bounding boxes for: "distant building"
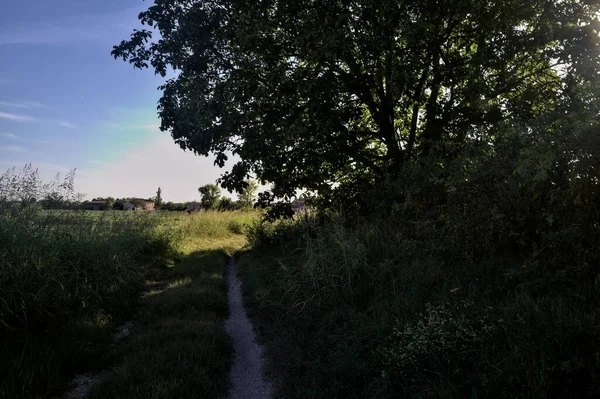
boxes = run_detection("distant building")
[84,200,107,211]
[121,199,155,211]
[186,202,202,214]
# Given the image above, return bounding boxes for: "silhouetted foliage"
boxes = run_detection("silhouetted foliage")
[114,0,600,204]
[154,187,163,209]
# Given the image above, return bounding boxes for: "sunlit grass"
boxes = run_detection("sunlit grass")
[0,207,257,398]
[86,210,256,399]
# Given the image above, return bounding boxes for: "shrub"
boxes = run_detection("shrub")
[381,302,498,397]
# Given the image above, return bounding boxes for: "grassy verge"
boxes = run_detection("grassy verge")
[87,211,254,399]
[0,208,256,398]
[239,214,600,398]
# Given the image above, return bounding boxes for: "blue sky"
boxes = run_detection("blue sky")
[0,0,237,201]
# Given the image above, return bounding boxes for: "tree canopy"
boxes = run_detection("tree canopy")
[198,183,221,209]
[114,0,600,203]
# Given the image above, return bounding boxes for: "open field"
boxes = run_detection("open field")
[0,208,256,398]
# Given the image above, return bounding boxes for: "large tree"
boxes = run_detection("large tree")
[198,183,221,209]
[114,0,600,200]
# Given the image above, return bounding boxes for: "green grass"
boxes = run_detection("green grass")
[86,211,256,399]
[0,208,256,398]
[239,213,600,398]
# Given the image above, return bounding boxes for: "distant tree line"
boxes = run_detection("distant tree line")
[0,168,260,213]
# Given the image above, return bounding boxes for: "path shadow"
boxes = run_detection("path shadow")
[82,248,234,399]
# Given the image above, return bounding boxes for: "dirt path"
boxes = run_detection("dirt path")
[226,256,272,399]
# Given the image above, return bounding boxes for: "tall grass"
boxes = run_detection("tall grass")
[86,210,257,399]
[0,207,259,398]
[176,210,256,241]
[1,210,171,330]
[0,208,176,397]
[241,212,600,398]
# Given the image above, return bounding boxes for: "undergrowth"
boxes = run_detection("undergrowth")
[240,210,600,398]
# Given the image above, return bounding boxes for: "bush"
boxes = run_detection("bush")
[381,302,499,397]
[242,194,600,398]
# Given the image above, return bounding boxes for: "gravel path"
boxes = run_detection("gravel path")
[226,256,272,399]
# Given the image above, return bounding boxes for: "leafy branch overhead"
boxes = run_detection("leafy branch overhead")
[113,0,600,200]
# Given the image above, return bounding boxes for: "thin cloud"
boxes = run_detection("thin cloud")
[1,145,27,153]
[1,132,49,145]
[59,121,76,129]
[0,7,145,46]
[0,26,104,46]
[1,132,18,140]
[0,111,35,122]
[23,101,46,108]
[0,100,46,108]
[0,101,30,108]
[99,121,122,129]
[87,160,107,166]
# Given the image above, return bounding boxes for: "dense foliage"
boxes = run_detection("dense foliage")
[114,0,600,202]
[113,1,600,397]
[198,183,222,209]
[243,201,599,397]
[0,209,174,398]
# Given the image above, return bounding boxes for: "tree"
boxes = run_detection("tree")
[105,197,116,209]
[198,184,221,209]
[238,180,259,208]
[155,187,163,209]
[114,0,600,204]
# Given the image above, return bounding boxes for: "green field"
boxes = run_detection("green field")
[0,208,256,398]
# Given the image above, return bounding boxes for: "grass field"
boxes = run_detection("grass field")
[0,208,256,398]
